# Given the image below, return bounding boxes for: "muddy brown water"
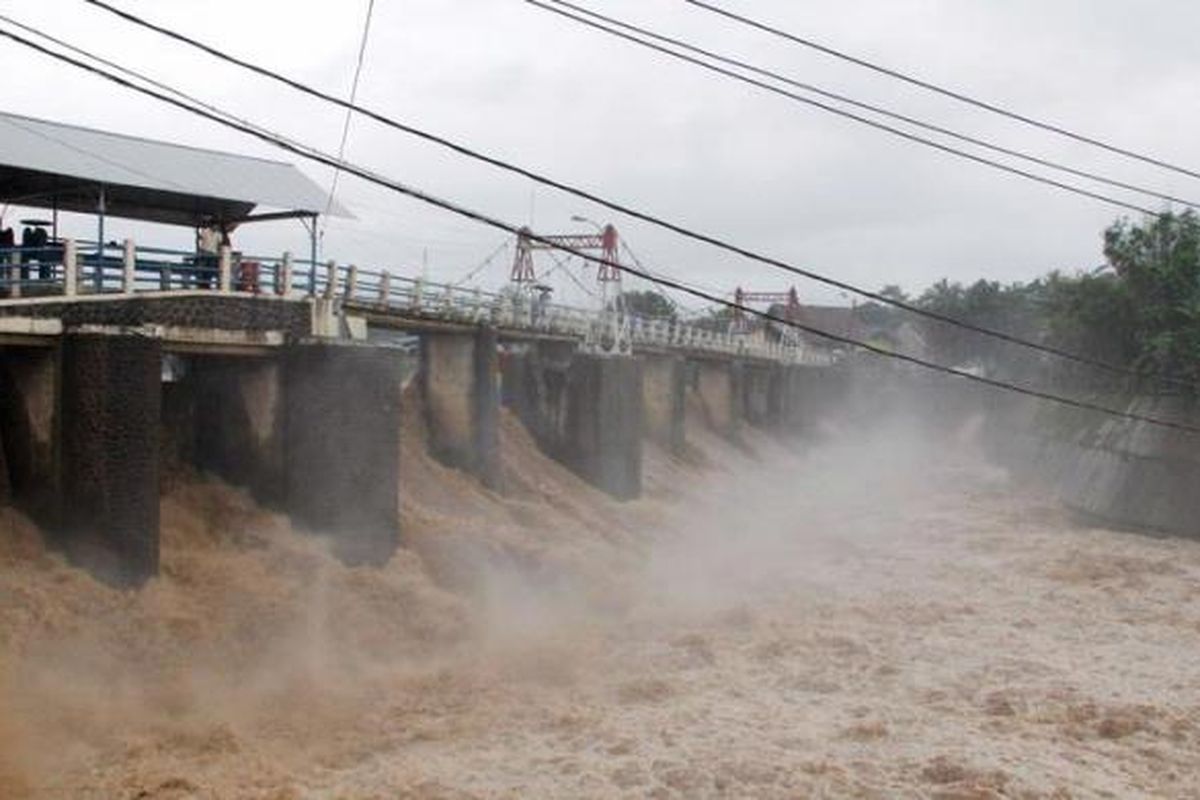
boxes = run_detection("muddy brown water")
[1,412,1199,799]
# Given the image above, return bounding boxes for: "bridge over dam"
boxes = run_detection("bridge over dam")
[0,240,846,586]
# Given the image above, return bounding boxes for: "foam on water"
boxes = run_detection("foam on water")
[2,404,1200,798]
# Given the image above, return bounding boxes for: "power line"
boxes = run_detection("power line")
[0,11,330,188]
[543,250,598,298]
[680,0,1200,182]
[452,238,511,285]
[64,1,1195,389]
[543,0,1200,211]
[1,22,1197,436]
[527,0,1158,218]
[324,0,377,222]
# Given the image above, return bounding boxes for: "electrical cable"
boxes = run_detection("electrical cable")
[526,0,1158,218]
[1,22,1196,435]
[543,0,1200,210]
[324,0,377,222]
[452,238,511,285]
[543,250,598,298]
[680,0,1200,182]
[73,0,1196,390]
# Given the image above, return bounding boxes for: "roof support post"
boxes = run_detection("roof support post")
[218,245,232,293]
[309,213,318,296]
[63,239,78,297]
[94,184,106,293]
[122,239,136,294]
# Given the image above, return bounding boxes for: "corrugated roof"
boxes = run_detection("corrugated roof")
[0,110,349,223]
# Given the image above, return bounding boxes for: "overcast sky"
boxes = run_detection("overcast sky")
[2,0,1199,307]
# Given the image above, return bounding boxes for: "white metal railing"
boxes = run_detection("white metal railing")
[0,238,836,366]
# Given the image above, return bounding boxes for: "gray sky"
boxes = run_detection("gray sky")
[2,0,1198,307]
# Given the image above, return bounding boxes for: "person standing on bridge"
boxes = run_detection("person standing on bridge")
[195,223,224,289]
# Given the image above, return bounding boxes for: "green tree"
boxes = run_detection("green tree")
[1104,210,1200,379]
[619,290,676,320]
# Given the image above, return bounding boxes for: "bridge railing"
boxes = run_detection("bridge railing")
[0,239,834,365]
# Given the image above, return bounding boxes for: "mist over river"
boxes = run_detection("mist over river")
[2,399,1199,799]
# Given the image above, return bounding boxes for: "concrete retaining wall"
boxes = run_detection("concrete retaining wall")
[990,393,1200,537]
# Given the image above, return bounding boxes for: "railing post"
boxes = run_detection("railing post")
[279,251,292,296]
[63,239,78,297]
[218,245,232,293]
[324,260,337,300]
[378,271,391,305]
[122,238,136,294]
[412,277,424,310]
[7,248,20,299]
[344,264,358,301]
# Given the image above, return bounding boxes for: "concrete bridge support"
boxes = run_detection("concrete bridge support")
[564,354,643,500]
[60,334,162,586]
[284,343,404,565]
[641,354,686,455]
[420,328,500,489]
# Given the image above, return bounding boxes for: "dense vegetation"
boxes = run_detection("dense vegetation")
[860,211,1200,385]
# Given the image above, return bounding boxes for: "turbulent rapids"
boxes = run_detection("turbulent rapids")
[1,392,1199,799]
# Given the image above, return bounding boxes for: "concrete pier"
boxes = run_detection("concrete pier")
[0,282,856,583]
[284,343,404,565]
[60,334,162,586]
[564,354,643,500]
[421,328,500,489]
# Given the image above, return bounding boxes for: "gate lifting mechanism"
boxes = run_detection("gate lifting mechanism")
[731,286,801,334]
[511,223,629,355]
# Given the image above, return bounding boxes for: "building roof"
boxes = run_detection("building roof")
[797,304,859,341]
[0,110,349,227]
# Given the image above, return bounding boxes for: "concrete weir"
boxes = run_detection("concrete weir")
[0,290,847,584]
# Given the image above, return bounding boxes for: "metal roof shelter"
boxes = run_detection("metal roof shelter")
[0,110,348,262]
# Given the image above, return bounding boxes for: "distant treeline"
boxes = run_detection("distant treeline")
[861,210,1200,385]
